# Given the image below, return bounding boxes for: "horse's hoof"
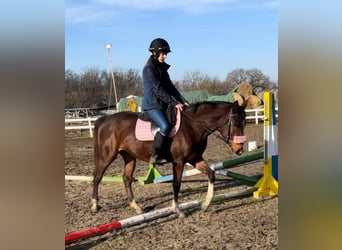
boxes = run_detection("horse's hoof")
[201,203,210,211]
[91,199,98,212]
[135,207,144,214]
[178,212,186,219]
[130,200,144,214]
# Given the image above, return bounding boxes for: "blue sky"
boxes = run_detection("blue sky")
[66,0,278,82]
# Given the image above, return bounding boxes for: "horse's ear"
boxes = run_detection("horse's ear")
[240,100,247,110]
[232,100,240,111]
[233,100,246,111]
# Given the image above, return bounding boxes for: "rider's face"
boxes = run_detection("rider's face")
[156,51,168,63]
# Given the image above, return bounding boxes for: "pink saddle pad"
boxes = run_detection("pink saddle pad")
[135,109,181,141]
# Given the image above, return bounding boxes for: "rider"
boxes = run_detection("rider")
[142,38,189,164]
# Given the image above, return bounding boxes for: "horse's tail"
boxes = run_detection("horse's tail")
[93,116,107,172]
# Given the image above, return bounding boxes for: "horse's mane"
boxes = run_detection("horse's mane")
[184,101,231,114]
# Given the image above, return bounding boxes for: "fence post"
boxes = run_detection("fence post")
[88,117,93,137]
[253,92,278,198]
[255,109,259,125]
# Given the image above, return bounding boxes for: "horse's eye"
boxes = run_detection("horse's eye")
[233,121,240,126]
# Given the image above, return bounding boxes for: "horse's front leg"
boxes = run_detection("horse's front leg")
[122,153,143,214]
[194,159,215,211]
[172,160,186,218]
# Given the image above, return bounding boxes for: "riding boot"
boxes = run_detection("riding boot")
[150,132,168,165]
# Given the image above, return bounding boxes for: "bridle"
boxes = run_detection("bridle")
[182,108,241,144]
[224,109,236,143]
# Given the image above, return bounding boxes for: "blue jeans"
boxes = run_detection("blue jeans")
[145,109,171,136]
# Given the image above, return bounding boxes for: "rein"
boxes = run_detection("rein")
[181,109,236,143]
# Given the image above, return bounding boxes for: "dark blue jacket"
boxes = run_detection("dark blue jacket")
[142,56,187,111]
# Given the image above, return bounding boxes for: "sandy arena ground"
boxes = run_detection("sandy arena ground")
[65,123,278,249]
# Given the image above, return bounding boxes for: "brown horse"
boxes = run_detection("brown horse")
[91,101,247,218]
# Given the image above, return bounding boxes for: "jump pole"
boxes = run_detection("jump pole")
[65,163,163,184]
[253,92,278,198]
[65,175,124,182]
[215,169,260,184]
[65,153,262,184]
[153,151,264,183]
[65,188,255,245]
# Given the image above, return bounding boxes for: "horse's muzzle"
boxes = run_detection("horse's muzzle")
[236,147,244,155]
[233,136,247,143]
[231,136,246,155]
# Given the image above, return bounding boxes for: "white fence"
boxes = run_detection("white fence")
[245,107,279,125]
[65,117,98,137]
[65,108,278,137]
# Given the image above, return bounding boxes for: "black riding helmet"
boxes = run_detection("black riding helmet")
[148,38,171,53]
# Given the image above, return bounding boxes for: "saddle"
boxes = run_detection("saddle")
[135,108,181,141]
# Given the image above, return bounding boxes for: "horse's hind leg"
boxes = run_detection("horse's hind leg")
[194,159,215,211]
[91,154,116,212]
[121,152,143,214]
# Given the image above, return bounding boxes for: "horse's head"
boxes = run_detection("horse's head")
[219,101,247,155]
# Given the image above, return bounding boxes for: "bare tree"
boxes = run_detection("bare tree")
[65,67,143,108]
[179,70,236,95]
[79,68,107,108]
[226,68,248,86]
[65,69,82,108]
[114,69,143,98]
[65,66,277,109]
[226,68,276,91]
[246,68,274,89]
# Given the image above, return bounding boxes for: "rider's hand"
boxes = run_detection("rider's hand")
[175,103,185,111]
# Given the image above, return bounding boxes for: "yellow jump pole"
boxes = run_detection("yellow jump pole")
[253,92,279,198]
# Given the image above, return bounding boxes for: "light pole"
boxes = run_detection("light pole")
[105,43,119,111]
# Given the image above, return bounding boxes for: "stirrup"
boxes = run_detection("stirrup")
[155,158,168,165]
[150,155,168,165]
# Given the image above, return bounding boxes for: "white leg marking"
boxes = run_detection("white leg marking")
[172,200,185,218]
[130,199,143,214]
[172,200,178,212]
[91,198,98,212]
[202,181,214,211]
